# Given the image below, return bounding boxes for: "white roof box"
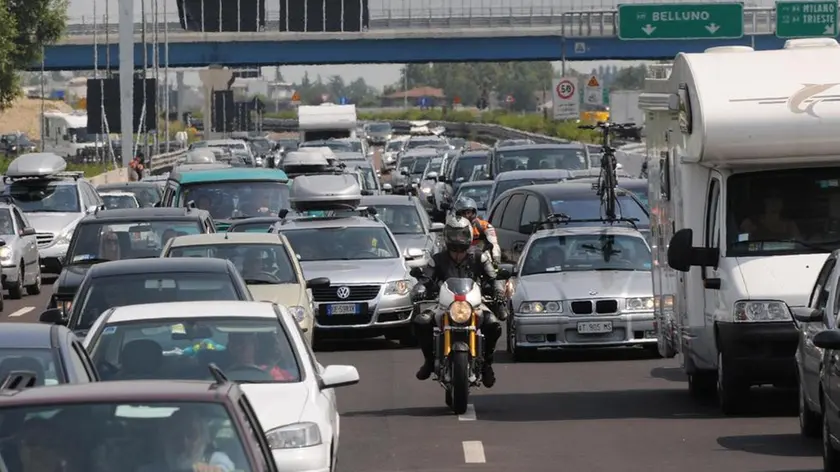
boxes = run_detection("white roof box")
[670,41,840,166]
[703,45,753,53]
[290,174,362,212]
[6,153,67,178]
[784,38,840,49]
[283,151,329,168]
[183,149,217,164]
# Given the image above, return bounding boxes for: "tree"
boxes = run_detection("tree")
[0,0,66,109]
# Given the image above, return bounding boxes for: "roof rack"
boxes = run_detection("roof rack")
[0,371,38,391]
[533,213,639,233]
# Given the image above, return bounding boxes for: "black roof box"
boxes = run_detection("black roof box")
[290,174,362,212]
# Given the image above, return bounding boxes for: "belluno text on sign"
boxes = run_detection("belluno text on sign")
[617,3,745,40]
[775,1,838,38]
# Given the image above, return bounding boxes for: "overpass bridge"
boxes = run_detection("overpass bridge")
[39,5,811,70]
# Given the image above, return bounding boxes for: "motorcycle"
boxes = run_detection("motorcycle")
[409,268,511,414]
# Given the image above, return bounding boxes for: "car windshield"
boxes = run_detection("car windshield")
[341,141,362,152]
[494,178,567,202]
[455,185,492,210]
[521,234,652,275]
[386,141,403,151]
[101,195,138,210]
[98,185,161,207]
[368,124,391,133]
[496,148,587,172]
[300,141,353,152]
[0,348,60,385]
[249,139,272,154]
[727,168,840,256]
[375,205,425,234]
[0,402,253,472]
[424,161,442,175]
[74,272,242,331]
[453,155,490,182]
[406,139,442,149]
[411,157,432,175]
[166,243,298,284]
[90,317,301,384]
[282,226,399,260]
[4,181,80,213]
[550,195,650,226]
[180,181,290,220]
[68,220,204,263]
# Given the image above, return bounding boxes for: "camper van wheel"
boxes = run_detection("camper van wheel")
[717,352,748,415]
[687,371,716,398]
[7,266,23,300]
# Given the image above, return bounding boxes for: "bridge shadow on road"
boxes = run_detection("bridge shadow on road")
[495,345,659,364]
[717,433,821,458]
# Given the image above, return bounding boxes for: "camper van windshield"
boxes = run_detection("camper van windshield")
[179,182,290,220]
[496,148,587,172]
[727,168,840,256]
[68,127,97,144]
[282,227,399,261]
[5,181,80,213]
[300,141,353,152]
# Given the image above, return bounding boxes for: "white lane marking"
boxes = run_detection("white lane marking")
[458,404,476,421]
[8,307,34,317]
[462,441,486,463]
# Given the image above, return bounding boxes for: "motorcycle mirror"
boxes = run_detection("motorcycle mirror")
[409,267,423,279]
[496,268,512,280]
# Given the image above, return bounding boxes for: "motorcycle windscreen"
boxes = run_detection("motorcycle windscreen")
[443,278,476,296]
[280,0,370,31]
[177,0,266,31]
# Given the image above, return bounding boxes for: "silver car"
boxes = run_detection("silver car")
[270,212,417,344]
[505,226,655,361]
[358,195,443,267]
[0,203,41,299]
[364,122,393,145]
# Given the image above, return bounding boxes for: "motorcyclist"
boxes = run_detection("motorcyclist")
[412,215,505,388]
[453,197,501,263]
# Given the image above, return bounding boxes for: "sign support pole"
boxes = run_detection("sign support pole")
[119,0,134,167]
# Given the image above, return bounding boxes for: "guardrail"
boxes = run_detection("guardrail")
[146,118,571,175]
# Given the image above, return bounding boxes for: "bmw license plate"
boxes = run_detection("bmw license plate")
[577,321,613,334]
[327,304,359,316]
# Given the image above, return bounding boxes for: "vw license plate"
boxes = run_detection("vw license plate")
[327,304,359,316]
[577,321,613,334]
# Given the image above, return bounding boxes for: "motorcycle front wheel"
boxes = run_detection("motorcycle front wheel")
[449,351,470,415]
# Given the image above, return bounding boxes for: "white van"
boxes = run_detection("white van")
[298,104,357,142]
[643,39,840,414]
[42,111,101,162]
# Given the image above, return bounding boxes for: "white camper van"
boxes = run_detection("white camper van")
[297,104,357,142]
[42,111,100,161]
[642,39,840,414]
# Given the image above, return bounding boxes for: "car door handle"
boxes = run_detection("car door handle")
[513,241,525,251]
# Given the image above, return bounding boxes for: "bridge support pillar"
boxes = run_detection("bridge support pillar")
[118,0,134,166]
[198,67,233,140]
[176,71,185,126]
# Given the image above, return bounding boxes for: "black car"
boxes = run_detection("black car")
[569,176,649,210]
[49,208,216,314]
[487,182,650,263]
[95,182,163,207]
[488,143,590,179]
[226,216,285,233]
[0,322,98,384]
[444,150,490,193]
[41,258,253,336]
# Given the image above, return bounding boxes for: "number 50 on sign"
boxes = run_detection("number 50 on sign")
[552,77,580,120]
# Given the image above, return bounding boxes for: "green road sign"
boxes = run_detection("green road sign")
[776,1,838,38]
[617,3,745,40]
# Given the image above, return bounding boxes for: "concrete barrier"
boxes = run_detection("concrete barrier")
[89,168,130,185]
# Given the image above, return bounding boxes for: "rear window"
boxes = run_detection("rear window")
[550,195,649,225]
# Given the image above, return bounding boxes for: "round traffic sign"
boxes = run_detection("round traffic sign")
[556,79,575,100]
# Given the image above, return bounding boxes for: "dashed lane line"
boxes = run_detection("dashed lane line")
[462,441,486,463]
[8,307,34,317]
[458,404,477,421]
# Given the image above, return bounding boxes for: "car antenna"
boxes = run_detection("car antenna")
[208,363,229,386]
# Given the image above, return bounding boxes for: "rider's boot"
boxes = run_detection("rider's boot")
[416,327,436,380]
[481,319,502,388]
[482,356,496,388]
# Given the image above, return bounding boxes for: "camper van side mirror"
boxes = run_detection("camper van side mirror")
[86,205,99,213]
[426,172,439,181]
[667,228,719,272]
[813,329,840,350]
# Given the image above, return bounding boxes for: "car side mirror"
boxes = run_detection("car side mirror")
[86,205,99,213]
[319,365,360,389]
[430,222,444,232]
[667,228,719,272]
[382,183,393,192]
[404,248,424,259]
[39,308,65,325]
[21,227,36,236]
[306,277,330,289]
[426,172,439,181]
[814,329,840,350]
[791,306,824,323]
[455,177,465,183]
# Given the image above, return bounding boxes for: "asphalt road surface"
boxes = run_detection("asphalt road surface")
[4,280,822,472]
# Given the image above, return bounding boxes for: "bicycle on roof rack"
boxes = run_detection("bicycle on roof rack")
[531,213,639,234]
[578,121,636,221]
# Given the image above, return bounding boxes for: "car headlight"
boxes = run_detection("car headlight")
[54,224,77,245]
[625,297,654,311]
[449,300,472,324]
[518,301,563,314]
[0,247,12,261]
[421,187,431,194]
[733,300,792,322]
[385,279,412,296]
[288,305,306,322]
[265,422,322,449]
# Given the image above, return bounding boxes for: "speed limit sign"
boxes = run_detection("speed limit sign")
[552,77,579,120]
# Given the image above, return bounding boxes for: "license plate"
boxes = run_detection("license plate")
[327,304,359,316]
[577,321,613,334]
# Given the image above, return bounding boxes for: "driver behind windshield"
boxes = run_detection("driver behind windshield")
[99,231,121,260]
[138,408,235,472]
[345,230,392,257]
[387,207,422,234]
[226,332,294,381]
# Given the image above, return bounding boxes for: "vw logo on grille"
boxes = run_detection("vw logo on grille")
[336,286,351,299]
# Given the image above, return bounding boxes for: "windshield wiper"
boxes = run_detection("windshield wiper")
[68,257,112,265]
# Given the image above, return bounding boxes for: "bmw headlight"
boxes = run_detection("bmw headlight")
[733,300,792,322]
[54,224,76,245]
[265,422,322,449]
[288,305,306,322]
[0,247,12,261]
[421,187,431,194]
[385,279,412,296]
[518,301,563,314]
[449,300,472,323]
[625,297,654,311]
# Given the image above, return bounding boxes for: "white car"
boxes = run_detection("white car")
[99,191,140,209]
[83,300,359,472]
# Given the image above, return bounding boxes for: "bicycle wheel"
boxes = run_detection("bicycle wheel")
[602,153,617,219]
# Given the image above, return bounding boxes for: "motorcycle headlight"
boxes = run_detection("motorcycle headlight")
[625,297,654,311]
[733,300,792,322]
[518,301,562,314]
[385,279,412,296]
[265,422,322,449]
[449,300,472,324]
[288,305,306,322]
[0,247,12,261]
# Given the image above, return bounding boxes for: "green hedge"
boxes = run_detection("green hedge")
[263,109,600,143]
[0,158,110,178]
